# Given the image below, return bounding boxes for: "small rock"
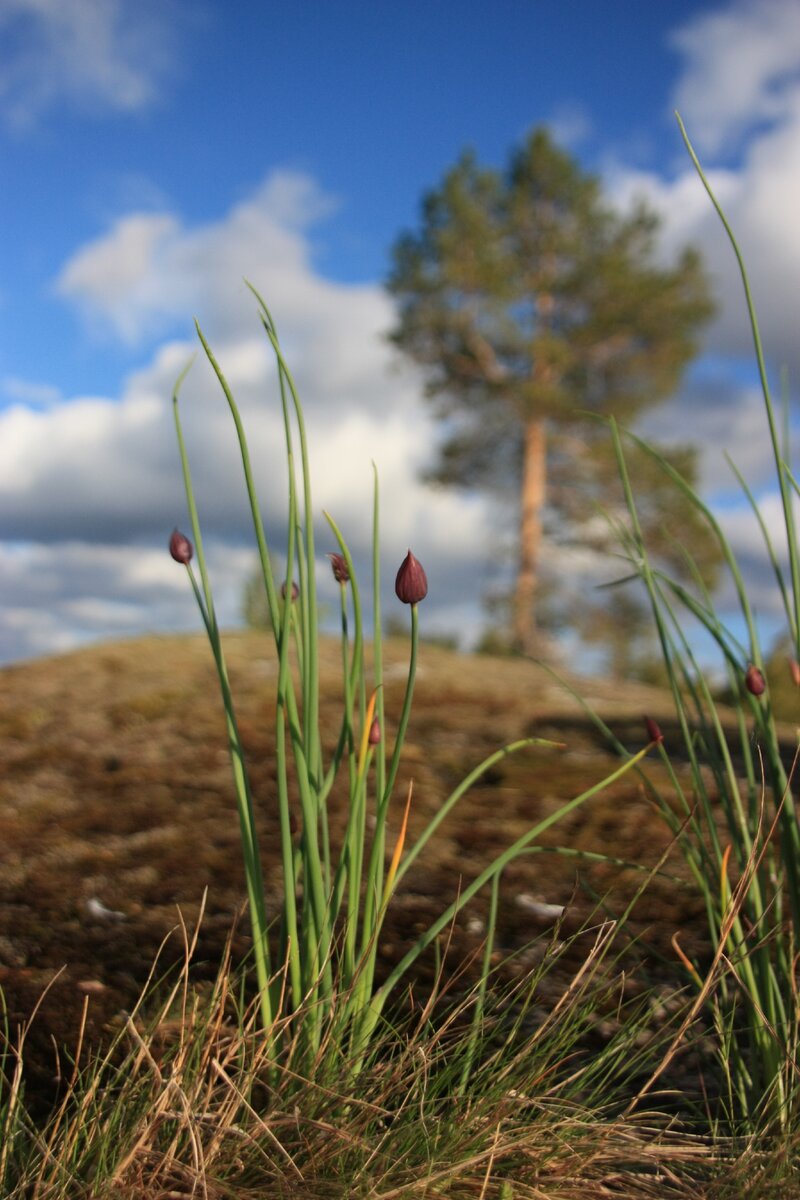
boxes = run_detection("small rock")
[85,897,126,922]
[77,979,107,995]
[515,894,565,920]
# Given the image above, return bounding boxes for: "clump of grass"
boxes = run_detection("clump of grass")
[574,116,800,1144]
[168,282,657,1072]
[0,903,731,1199]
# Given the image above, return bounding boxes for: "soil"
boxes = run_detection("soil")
[0,631,718,1114]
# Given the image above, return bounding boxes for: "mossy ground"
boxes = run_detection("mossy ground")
[0,631,723,1115]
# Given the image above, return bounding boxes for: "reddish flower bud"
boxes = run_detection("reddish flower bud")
[169,528,193,564]
[368,717,381,745]
[395,549,428,605]
[327,552,350,584]
[281,580,299,601]
[745,664,766,696]
[789,659,800,688]
[644,716,664,744]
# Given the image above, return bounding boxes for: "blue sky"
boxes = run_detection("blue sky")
[1,0,800,666]
[2,1,707,398]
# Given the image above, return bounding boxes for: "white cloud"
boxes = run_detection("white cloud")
[711,494,797,644]
[55,172,348,349]
[1,376,62,409]
[607,0,800,407]
[0,538,249,662]
[1,170,497,662]
[637,377,786,495]
[670,0,800,157]
[602,0,800,660]
[56,214,181,342]
[545,102,592,150]
[579,0,800,665]
[0,0,188,128]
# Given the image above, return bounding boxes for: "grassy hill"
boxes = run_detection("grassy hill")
[2,631,785,1196]
[0,635,697,1081]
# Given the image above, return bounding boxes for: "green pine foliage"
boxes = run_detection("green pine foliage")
[388,127,718,657]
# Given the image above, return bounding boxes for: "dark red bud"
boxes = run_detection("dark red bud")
[281,580,299,601]
[395,549,428,605]
[745,664,766,696]
[169,528,193,564]
[789,659,800,688]
[368,717,381,745]
[644,716,664,744]
[327,552,350,584]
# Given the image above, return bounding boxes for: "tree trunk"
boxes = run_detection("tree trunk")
[514,417,546,656]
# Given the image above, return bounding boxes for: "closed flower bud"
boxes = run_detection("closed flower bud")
[281,580,299,601]
[169,528,193,564]
[789,659,800,688]
[644,716,664,744]
[745,664,766,696]
[327,552,350,584]
[368,717,381,745]
[395,549,428,605]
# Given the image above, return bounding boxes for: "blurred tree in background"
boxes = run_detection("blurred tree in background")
[388,127,718,661]
[242,565,270,630]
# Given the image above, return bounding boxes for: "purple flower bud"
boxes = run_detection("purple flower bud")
[789,659,800,688]
[327,552,350,584]
[169,528,193,564]
[281,580,299,601]
[745,664,766,696]
[368,717,381,745]
[644,716,664,744]
[395,549,428,605]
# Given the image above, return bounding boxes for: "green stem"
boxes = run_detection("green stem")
[172,378,272,1034]
[355,742,655,1051]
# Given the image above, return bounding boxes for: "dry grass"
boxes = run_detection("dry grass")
[1,899,740,1199]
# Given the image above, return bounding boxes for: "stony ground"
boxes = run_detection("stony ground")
[0,630,714,1111]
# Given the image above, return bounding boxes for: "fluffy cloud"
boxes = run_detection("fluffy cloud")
[0,376,63,409]
[54,173,342,345]
[595,0,800,660]
[0,538,251,663]
[609,0,800,399]
[0,0,186,127]
[670,0,800,157]
[637,375,788,495]
[2,171,496,662]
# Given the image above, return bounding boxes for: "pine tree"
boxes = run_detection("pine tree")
[388,128,716,656]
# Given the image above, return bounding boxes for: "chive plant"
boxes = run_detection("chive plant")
[170,283,654,1068]
[596,118,800,1135]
